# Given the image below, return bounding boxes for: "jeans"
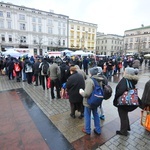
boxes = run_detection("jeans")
[84,106,100,134]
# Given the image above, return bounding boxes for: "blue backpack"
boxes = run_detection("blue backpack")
[87,78,104,109]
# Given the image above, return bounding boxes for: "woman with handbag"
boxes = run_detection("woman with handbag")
[113,67,139,136]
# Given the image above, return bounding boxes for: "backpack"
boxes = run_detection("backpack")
[87,78,104,109]
[103,84,112,100]
[42,62,49,75]
[25,63,32,73]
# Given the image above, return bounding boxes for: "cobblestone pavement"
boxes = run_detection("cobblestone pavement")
[0,66,150,149]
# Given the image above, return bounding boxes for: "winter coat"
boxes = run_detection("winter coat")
[80,75,104,108]
[33,61,40,75]
[49,63,60,80]
[113,73,139,111]
[39,60,50,76]
[66,71,85,103]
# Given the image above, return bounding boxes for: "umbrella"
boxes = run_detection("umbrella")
[2,50,21,58]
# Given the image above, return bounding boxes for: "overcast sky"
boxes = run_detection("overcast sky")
[3,0,150,35]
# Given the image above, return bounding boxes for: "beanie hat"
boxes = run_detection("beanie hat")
[96,67,103,75]
[125,67,139,75]
[89,67,98,76]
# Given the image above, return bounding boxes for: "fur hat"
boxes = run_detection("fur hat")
[125,67,139,75]
[89,67,98,76]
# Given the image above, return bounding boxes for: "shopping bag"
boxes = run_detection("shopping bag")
[32,75,35,82]
[13,70,16,77]
[141,106,150,131]
[47,77,51,89]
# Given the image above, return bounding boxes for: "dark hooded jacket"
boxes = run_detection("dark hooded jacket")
[66,71,85,103]
[113,73,139,111]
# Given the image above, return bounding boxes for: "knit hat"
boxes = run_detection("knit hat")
[89,67,98,76]
[96,67,103,75]
[125,67,139,75]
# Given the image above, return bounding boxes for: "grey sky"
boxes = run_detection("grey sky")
[3,0,150,35]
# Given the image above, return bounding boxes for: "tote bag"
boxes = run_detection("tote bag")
[141,106,150,131]
[117,79,139,106]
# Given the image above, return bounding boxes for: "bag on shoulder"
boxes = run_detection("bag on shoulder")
[42,62,49,75]
[103,84,112,100]
[117,79,139,106]
[87,78,104,109]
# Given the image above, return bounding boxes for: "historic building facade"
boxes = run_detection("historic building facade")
[96,33,124,56]
[68,19,97,53]
[124,25,150,55]
[0,2,68,55]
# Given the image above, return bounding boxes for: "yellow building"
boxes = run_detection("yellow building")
[68,19,97,53]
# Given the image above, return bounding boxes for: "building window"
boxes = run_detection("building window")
[0,11,3,17]
[48,19,52,25]
[105,46,107,50]
[77,26,80,30]
[7,21,11,29]
[33,38,37,44]
[102,41,104,44]
[0,20,4,28]
[130,38,133,42]
[71,25,74,29]
[1,34,5,41]
[48,27,52,34]
[20,36,26,43]
[112,40,113,43]
[58,28,61,35]
[58,22,61,27]
[20,23,26,30]
[63,23,65,27]
[88,28,91,32]
[92,29,95,32]
[58,40,61,46]
[19,14,25,20]
[105,40,107,43]
[9,35,12,42]
[32,17,36,22]
[63,29,65,36]
[7,12,11,18]
[33,25,36,32]
[83,27,85,31]
[101,46,103,50]
[38,26,42,32]
[38,18,41,23]
[63,40,65,46]
[111,46,113,50]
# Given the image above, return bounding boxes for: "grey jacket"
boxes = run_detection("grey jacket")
[49,63,61,80]
[80,75,104,108]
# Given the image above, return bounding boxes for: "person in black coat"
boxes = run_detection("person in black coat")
[66,66,85,119]
[113,67,139,136]
[33,58,40,86]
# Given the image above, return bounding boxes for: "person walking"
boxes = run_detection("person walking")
[113,67,139,136]
[66,66,85,119]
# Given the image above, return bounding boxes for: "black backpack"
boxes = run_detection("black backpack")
[42,62,49,75]
[103,84,112,100]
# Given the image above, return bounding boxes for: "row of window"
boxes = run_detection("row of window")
[125,43,150,49]
[0,21,66,35]
[71,25,95,33]
[1,34,66,46]
[125,37,150,43]
[97,40,122,45]
[0,11,66,27]
[96,46,122,50]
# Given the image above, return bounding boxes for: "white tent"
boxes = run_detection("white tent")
[71,50,86,56]
[2,49,21,58]
[144,54,150,58]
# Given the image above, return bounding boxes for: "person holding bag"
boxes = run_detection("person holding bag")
[113,67,139,136]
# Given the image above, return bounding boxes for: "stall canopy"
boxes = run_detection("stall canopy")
[2,49,21,58]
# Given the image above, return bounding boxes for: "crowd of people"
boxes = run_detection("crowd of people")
[0,53,150,136]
